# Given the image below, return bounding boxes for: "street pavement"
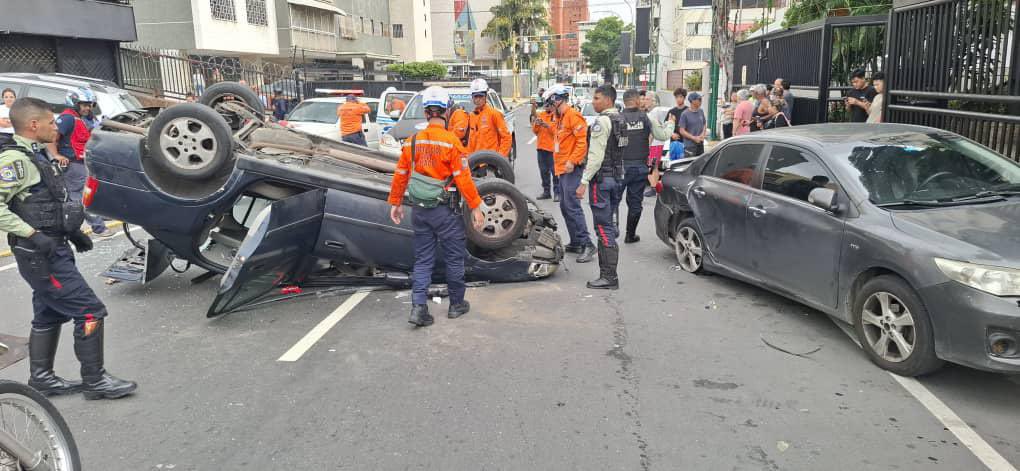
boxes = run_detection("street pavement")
[0,110,1017,470]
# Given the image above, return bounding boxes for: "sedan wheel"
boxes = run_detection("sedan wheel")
[853,275,944,376]
[673,219,704,273]
[860,292,915,363]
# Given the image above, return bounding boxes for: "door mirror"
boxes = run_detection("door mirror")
[808,187,839,213]
[389,110,401,119]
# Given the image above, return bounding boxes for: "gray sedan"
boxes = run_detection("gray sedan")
[653,124,1020,376]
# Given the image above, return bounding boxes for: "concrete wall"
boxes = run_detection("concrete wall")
[336,0,393,55]
[0,0,137,42]
[389,0,434,62]
[133,0,196,51]
[191,0,280,55]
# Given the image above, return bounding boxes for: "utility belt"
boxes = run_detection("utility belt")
[595,160,624,183]
[8,232,67,249]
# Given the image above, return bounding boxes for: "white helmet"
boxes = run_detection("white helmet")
[385,86,397,92]
[542,84,569,102]
[421,86,450,109]
[469,78,489,95]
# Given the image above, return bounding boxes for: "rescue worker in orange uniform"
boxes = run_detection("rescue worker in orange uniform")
[388,86,486,327]
[530,97,559,201]
[337,94,371,146]
[466,78,512,158]
[544,84,596,263]
[446,98,470,146]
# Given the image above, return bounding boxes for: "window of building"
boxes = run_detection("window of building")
[371,20,375,35]
[393,24,404,38]
[686,22,711,36]
[340,15,357,39]
[381,22,388,37]
[291,5,336,35]
[685,48,712,61]
[360,17,365,34]
[245,0,267,26]
[210,0,236,21]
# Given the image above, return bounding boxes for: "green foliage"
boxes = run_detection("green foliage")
[581,17,626,83]
[387,62,448,80]
[782,0,891,28]
[685,70,703,91]
[481,0,550,71]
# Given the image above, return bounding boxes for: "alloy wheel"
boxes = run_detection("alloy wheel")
[861,291,916,363]
[673,226,703,272]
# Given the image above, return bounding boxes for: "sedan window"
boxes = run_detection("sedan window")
[762,146,837,202]
[706,143,765,186]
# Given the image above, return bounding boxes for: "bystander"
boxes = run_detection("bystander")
[845,68,877,123]
[0,88,16,136]
[867,72,886,124]
[678,93,708,157]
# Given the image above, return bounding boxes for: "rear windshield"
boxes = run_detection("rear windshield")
[287,101,338,124]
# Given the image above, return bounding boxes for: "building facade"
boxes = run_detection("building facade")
[430,0,503,71]
[549,0,589,76]
[134,0,280,57]
[0,0,137,83]
[389,0,434,63]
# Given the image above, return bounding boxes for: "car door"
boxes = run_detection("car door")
[362,101,380,149]
[688,143,766,273]
[746,144,846,310]
[206,189,326,318]
[317,184,415,270]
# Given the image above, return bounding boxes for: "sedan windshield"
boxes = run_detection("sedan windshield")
[846,133,1020,206]
[287,102,339,124]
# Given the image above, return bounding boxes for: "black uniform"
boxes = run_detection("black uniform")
[618,107,669,242]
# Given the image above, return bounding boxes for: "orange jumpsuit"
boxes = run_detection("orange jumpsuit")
[531,110,555,152]
[466,103,512,157]
[446,108,470,145]
[337,101,371,137]
[387,123,482,210]
[553,106,588,176]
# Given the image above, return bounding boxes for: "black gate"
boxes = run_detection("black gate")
[886,0,1020,161]
[0,33,119,83]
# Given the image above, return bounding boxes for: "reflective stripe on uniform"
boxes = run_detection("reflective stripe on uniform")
[415,139,454,148]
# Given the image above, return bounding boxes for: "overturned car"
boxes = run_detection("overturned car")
[84,83,563,317]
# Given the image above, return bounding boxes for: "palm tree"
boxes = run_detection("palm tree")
[481,0,551,75]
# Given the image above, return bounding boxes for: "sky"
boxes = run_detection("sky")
[587,0,637,24]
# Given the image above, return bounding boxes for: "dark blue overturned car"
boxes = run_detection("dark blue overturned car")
[84,83,562,317]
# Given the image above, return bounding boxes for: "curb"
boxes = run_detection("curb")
[0,220,123,259]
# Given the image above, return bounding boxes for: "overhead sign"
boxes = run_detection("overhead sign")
[618,31,632,67]
[635,6,651,55]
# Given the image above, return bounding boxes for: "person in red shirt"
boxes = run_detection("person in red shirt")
[530,98,558,201]
[466,79,512,158]
[337,95,372,146]
[388,86,485,327]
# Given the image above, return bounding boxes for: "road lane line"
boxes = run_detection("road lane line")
[277,290,370,362]
[889,374,1017,471]
[0,225,144,273]
[833,319,1017,471]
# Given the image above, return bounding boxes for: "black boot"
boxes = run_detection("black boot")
[409,304,434,327]
[537,191,552,200]
[587,245,619,290]
[448,300,471,319]
[576,242,597,263]
[74,320,137,400]
[27,326,82,396]
[624,213,641,244]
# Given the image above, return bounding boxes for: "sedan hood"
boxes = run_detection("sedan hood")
[890,201,1020,267]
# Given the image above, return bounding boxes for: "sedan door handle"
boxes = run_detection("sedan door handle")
[749,206,767,218]
[692,187,707,198]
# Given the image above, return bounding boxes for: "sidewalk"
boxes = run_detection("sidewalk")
[0,220,122,258]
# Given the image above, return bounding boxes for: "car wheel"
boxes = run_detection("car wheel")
[199,82,266,116]
[146,104,234,181]
[469,150,516,184]
[467,178,528,250]
[853,275,944,376]
[673,218,705,273]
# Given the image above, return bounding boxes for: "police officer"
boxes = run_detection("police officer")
[1,97,136,399]
[388,87,486,327]
[543,85,596,263]
[574,85,626,289]
[466,78,512,158]
[618,89,674,243]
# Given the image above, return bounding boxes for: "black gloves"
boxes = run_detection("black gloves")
[69,231,93,253]
[27,231,58,256]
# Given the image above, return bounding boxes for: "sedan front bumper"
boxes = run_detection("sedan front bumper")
[921,281,1020,373]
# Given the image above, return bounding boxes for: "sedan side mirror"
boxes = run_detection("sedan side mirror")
[808,187,840,213]
[389,110,401,119]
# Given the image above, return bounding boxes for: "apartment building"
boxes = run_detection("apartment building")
[389,0,434,63]
[134,0,280,57]
[549,0,589,76]
[431,0,503,72]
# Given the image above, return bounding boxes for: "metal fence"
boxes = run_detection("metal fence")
[0,34,119,82]
[886,0,1020,161]
[732,15,887,125]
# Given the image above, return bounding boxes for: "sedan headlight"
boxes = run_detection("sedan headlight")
[934,258,1020,296]
[381,134,398,148]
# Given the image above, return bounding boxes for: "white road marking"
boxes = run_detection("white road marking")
[277,290,370,362]
[833,319,1017,471]
[0,225,144,273]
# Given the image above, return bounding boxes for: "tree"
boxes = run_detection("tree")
[387,62,447,80]
[685,70,703,91]
[481,0,550,73]
[782,0,890,28]
[581,17,626,84]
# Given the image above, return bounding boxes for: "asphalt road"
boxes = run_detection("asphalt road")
[0,111,1017,470]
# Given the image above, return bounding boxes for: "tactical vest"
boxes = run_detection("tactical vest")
[620,108,652,162]
[593,113,627,179]
[1,143,85,237]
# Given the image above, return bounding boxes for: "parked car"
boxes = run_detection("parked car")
[86,83,563,317]
[282,97,381,149]
[0,72,142,120]
[377,88,414,134]
[654,124,1020,376]
[380,87,517,161]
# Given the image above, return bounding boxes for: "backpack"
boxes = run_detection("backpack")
[405,136,453,208]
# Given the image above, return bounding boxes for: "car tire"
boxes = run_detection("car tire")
[467,178,528,250]
[469,150,516,184]
[853,275,944,376]
[146,104,234,181]
[673,218,706,274]
[200,81,266,116]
